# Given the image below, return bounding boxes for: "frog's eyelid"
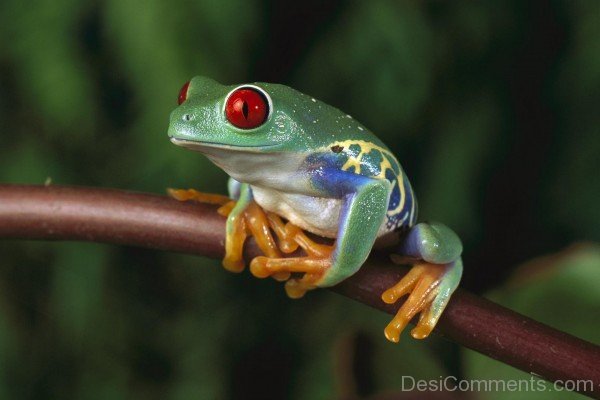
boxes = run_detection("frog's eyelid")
[177,81,191,105]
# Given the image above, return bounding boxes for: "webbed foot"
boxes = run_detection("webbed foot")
[168,188,287,278]
[168,187,337,298]
[250,226,334,298]
[168,188,232,206]
[381,259,462,342]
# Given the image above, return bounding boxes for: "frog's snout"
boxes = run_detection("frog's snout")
[168,107,194,140]
[181,113,194,122]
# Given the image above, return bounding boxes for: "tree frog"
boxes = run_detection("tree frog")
[167,76,463,342]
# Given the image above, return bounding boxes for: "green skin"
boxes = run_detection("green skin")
[168,76,463,322]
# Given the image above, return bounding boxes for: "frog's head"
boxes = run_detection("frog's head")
[168,76,378,156]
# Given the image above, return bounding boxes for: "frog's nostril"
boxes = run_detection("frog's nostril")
[182,114,193,122]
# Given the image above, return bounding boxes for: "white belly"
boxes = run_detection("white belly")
[251,186,342,238]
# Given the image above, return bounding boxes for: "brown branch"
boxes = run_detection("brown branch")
[0,184,598,397]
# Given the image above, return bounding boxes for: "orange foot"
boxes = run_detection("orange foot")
[168,188,334,295]
[169,188,292,281]
[168,189,241,269]
[381,263,449,342]
[168,188,232,206]
[250,219,333,298]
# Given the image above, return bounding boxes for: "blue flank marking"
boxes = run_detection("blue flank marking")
[305,150,416,231]
[385,169,399,210]
[386,172,416,231]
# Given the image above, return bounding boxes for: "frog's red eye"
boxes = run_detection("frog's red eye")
[178,81,190,105]
[225,87,269,129]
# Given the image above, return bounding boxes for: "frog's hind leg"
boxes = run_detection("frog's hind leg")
[411,259,462,339]
[382,222,463,342]
[382,259,462,341]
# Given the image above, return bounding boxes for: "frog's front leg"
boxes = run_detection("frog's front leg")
[382,223,463,342]
[220,183,252,272]
[169,180,288,279]
[250,171,391,299]
[168,188,232,207]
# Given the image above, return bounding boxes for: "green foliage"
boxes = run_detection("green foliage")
[0,0,597,398]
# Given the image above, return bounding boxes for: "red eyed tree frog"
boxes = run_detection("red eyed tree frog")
[167,77,463,342]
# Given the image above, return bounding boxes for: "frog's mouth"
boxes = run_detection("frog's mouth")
[170,137,300,186]
[170,137,279,153]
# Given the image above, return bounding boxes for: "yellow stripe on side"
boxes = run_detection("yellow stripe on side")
[328,140,406,217]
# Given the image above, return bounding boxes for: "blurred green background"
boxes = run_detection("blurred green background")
[0,1,598,399]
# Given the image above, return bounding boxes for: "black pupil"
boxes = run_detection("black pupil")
[242,101,249,119]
